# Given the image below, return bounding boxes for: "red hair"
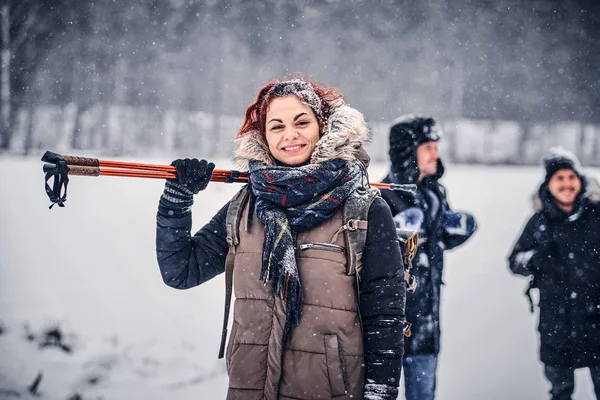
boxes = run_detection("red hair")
[236,74,344,139]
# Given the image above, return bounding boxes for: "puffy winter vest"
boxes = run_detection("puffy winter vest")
[219,187,417,399]
[221,187,374,399]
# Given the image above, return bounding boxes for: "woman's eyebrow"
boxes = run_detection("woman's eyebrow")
[267,118,283,124]
[294,112,308,121]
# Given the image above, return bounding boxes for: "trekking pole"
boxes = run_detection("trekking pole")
[41,163,249,182]
[41,151,247,180]
[41,150,416,208]
[41,162,413,189]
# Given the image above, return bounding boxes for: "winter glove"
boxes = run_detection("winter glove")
[394,207,425,231]
[364,382,399,400]
[159,158,214,214]
[171,158,215,194]
[394,207,426,244]
[442,210,476,237]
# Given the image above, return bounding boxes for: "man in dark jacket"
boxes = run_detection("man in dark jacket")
[508,147,600,400]
[380,115,476,400]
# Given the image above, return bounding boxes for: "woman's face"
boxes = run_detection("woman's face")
[265,95,320,166]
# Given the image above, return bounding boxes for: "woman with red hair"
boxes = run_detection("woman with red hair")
[155,76,407,399]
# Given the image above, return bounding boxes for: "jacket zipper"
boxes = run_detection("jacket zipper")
[298,242,345,253]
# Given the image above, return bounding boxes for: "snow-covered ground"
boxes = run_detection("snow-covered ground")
[1,155,598,400]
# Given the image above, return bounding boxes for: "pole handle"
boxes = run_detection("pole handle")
[61,155,100,167]
[42,151,99,167]
[43,163,100,176]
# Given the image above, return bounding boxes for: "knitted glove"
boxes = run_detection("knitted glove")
[171,158,215,194]
[364,383,399,400]
[159,158,214,214]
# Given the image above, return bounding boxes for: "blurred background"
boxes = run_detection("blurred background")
[1,1,600,399]
[1,0,599,164]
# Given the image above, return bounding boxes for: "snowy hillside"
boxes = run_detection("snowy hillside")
[1,155,598,400]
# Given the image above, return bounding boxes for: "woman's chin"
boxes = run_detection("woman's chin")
[277,154,310,167]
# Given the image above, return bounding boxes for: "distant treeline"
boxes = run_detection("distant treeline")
[1,0,599,152]
[9,103,600,166]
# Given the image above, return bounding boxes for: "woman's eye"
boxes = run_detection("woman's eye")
[297,120,309,127]
[270,125,284,131]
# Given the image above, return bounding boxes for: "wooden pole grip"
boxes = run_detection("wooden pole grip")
[61,155,100,167]
[68,165,101,176]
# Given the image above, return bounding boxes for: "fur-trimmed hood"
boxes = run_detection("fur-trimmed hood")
[531,147,600,214]
[233,104,369,170]
[532,174,600,214]
[386,115,444,184]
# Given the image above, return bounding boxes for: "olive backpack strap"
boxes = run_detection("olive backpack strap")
[336,187,418,338]
[340,187,380,277]
[218,185,250,359]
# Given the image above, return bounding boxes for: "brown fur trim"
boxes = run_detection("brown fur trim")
[233,130,276,169]
[311,105,369,164]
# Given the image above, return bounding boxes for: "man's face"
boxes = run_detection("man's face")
[548,169,581,209]
[416,141,440,180]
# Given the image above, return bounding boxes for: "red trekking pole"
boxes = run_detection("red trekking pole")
[41,150,416,208]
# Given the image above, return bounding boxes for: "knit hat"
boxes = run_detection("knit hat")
[389,114,441,156]
[542,147,582,183]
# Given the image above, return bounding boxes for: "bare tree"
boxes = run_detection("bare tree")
[0,4,10,149]
[0,0,77,150]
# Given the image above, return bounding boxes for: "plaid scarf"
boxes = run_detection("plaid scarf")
[248,158,364,345]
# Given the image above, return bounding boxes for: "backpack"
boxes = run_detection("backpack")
[217,185,417,358]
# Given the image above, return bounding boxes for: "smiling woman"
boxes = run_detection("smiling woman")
[264,96,320,166]
[154,76,407,400]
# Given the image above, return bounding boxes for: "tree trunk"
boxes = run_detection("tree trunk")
[0,3,11,149]
[448,58,465,162]
[22,101,34,155]
[211,3,224,156]
[279,2,292,74]
[519,122,532,163]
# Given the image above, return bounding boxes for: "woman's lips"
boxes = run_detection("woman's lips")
[282,144,305,154]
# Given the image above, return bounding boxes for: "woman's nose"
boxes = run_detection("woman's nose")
[283,128,299,140]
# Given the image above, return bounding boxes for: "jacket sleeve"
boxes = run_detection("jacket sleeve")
[156,200,230,289]
[507,215,548,277]
[360,196,406,390]
[438,183,476,250]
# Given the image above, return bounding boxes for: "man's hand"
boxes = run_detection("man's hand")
[442,210,476,236]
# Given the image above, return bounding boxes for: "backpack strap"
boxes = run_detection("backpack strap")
[525,275,537,313]
[338,188,418,338]
[339,187,380,277]
[396,228,419,293]
[218,185,250,359]
[330,187,378,334]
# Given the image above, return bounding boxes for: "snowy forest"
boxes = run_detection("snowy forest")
[1,0,599,164]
